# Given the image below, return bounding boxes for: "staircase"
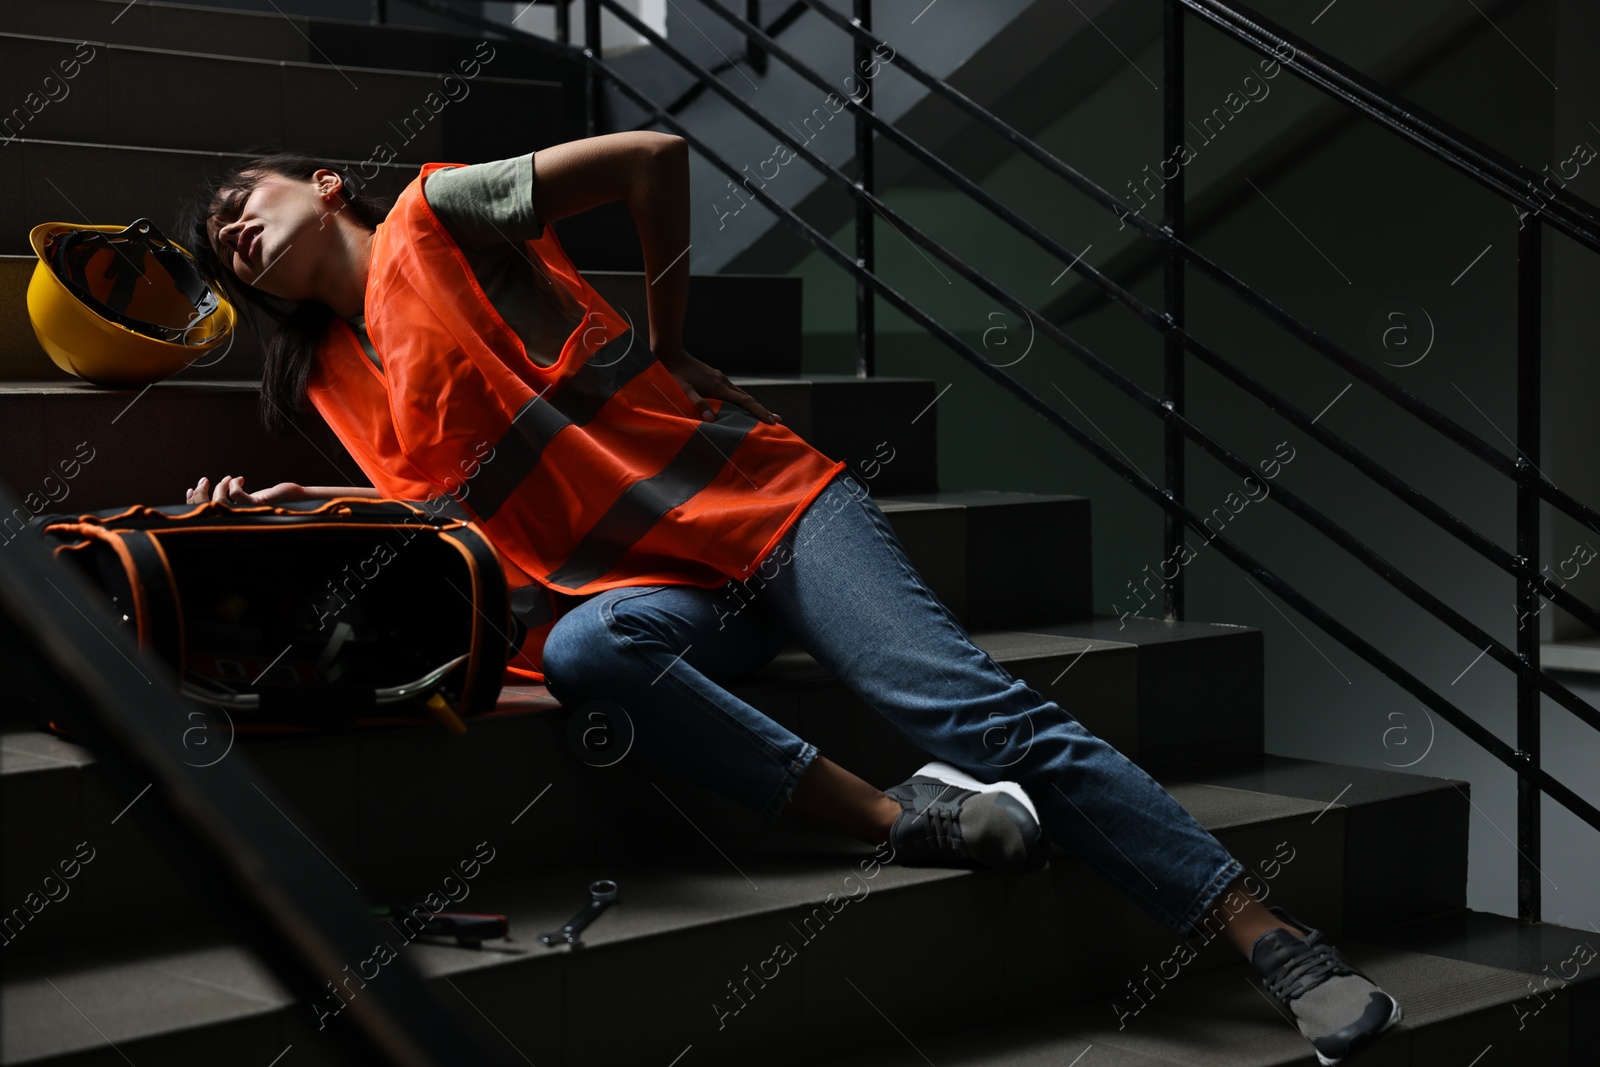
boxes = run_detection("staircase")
[1,2,1596,1065]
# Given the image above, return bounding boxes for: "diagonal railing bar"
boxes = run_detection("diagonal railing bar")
[1163,0,1188,624]
[596,40,1598,828]
[390,0,581,57]
[1046,0,1534,327]
[647,0,809,119]
[795,0,1600,540]
[585,19,1600,837]
[594,0,1600,737]
[629,61,1600,836]
[1180,0,1600,249]
[672,0,1600,639]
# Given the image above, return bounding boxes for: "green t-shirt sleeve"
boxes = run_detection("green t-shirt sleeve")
[421,153,544,249]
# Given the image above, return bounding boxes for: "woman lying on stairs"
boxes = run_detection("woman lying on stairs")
[182,133,1402,1065]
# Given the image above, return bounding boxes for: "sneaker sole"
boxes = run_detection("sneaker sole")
[1315,995,1403,1067]
[912,761,1040,822]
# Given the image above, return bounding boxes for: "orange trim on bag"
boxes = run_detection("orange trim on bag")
[435,529,486,715]
[66,526,150,651]
[142,530,186,676]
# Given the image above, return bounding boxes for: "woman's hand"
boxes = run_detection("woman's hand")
[186,475,308,506]
[655,346,780,425]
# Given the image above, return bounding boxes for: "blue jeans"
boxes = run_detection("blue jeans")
[540,470,1244,933]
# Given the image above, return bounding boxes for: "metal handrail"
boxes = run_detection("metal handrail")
[645,1,810,118]
[593,0,1600,748]
[1049,0,1535,327]
[686,0,1600,639]
[1171,0,1585,926]
[797,0,1600,541]
[1181,0,1600,250]
[585,52,1595,831]
[378,0,582,58]
[584,0,1600,840]
[579,0,1600,921]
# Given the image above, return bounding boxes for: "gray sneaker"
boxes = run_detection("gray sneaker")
[884,761,1046,872]
[1249,907,1403,1065]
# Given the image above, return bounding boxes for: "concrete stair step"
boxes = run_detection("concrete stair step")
[871,491,1093,626]
[885,490,1095,629]
[0,139,638,273]
[0,485,1097,888]
[0,0,584,80]
[0,757,1477,1065]
[1162,755,1469,938]
[0,376,943,526]
[584,270,803,377]
[0,258,805,382]
[0,379,366,533]
[735,375,940,495]
[0,604,1414,962]
[1,0,318,64]
[745,614,1261,789]
[0,138,419,260]
[1020,615,1262,773]
[0,32,563,164]
[802,911,1597,1066]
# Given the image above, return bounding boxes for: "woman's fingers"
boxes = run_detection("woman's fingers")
[679,381,713,421]
[659,347,780,424]
[187,475,298,506]
[723,384,778,425]
[701,377,778,425]
[209,475,244,504]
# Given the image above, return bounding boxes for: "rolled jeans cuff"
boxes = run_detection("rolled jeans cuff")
[765,741,822,822]
[1174,856,1248,936]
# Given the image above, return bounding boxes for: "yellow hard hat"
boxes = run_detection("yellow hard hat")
[27,218,237,387]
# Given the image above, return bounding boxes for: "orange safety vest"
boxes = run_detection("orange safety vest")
[306,162,845,684]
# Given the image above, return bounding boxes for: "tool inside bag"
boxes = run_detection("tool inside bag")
[370,902,511,949]
[24,497,510,737]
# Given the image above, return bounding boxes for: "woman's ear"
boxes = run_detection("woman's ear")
[314,168,343,200]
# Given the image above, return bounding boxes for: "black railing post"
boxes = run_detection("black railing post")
[558,0,571,46]
[586,0,1600,865]
[747,0,767,73]
[853,0,875,378]
[1162,0,1186,620]
[584,0,602,136]
[1515,219,1543,923]
[371,0,387,23]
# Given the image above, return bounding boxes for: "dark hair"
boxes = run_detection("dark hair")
[181,150,392,437]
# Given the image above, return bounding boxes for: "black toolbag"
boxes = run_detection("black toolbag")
[25,497,509,736]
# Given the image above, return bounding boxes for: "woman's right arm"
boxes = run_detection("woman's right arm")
[530,134,778,424]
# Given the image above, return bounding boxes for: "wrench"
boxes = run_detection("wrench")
[538,879,618,947]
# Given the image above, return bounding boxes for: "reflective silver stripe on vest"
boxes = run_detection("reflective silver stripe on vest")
[464,331,657,522]
[545,405,761,589]
[426,494,473,522]
[509,582,555,628]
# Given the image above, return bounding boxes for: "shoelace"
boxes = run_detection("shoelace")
[1265,939,1359,1003]
[904,787,968,858]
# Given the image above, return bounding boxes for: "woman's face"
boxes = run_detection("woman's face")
[205,168,343,300]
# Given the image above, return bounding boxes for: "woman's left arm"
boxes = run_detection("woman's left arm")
[531,133,779,425]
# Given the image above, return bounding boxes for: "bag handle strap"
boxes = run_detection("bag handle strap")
[433,524,510,718]
[55,525,184,672]
[117,529,184,673]
[69,497,446,530]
